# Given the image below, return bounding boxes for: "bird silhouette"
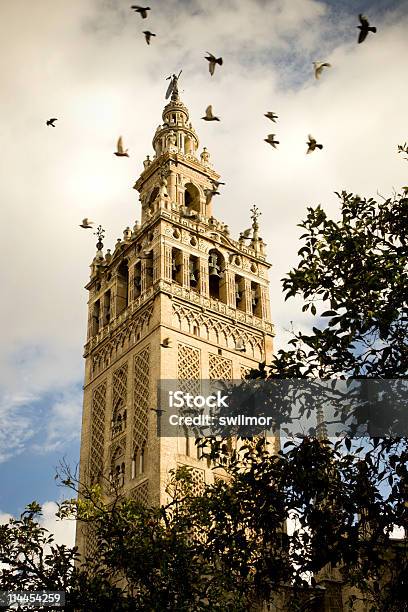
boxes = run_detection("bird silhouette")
[143,30,156,44]
[211,180,226,189]
[307,135,323,154]
[131,5,150,18]
[239,228,252,240]
[357,14,377,43]
[313,61,331,79]
[205,53,223,76]
[46,118,58,127]
[202,105,220,121]
[264,112,278,122]
[264,134,279,148]
[79,218,94,229]
[114,136,129,157]
[204,188,220,205]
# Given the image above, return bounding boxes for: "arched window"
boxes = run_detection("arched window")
[172,247,183,285]
[208,249,226,302]
[251,281,262,317]
[134,262,142,299]
[92,299,100,335]
[132,445,146,478]
[116,261,129,315]
[184,183,201,214]
[235,275,245,312]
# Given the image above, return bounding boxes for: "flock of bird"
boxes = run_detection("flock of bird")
[46,7,378,187]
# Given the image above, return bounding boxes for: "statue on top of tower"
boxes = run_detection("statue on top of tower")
[165,70,182,100]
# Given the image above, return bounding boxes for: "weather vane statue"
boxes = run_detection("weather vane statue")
[165,70,182,100]
[250,205,261,227]
[94,225,105,252]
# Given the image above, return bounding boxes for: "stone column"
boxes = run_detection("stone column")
[182,252,190,288]
[162,243,172,282]
[199,256,209,297]
[242,278,252,314]
[128,265,135,302]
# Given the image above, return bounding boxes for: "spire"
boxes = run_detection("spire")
[151,72,199,159]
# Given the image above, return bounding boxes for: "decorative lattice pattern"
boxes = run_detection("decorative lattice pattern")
[89,380,107,485]
[85,524,98,558]
[130,480,149,506]
[240,365,252,379]
[133,347,150,452]
[113,363,128,410]
[177,343,201,396]
[209,353,232,380]
[190,466,205,496]
[91,304,154,376]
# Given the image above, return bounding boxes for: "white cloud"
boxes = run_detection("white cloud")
[0,503,76,549]
[0,0,406,461]
[40,501,76,549]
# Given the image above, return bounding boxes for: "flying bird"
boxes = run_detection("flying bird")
[239,228,252,240]
[46,118,58,127]
[79,218,94,229]
[201,105,220,121]
[131,5,150,18]
[264,112,278,122]
[114,136,129,157]
[307,135,323,154]
[357,14,377,43]
[205,53,223,76]
[143,30,156,45]
[264,134,279,148]
[313,61,331,79]
[211,180,225,189]
[204,188,220,205]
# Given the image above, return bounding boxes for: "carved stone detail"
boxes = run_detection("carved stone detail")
[172,302,264,358]
[91,305,153,376]
[209,353,233,380]
[133,346,150,453]
[89,380,107,486]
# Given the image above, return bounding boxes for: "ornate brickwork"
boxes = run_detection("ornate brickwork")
[178,464,205,496]
[85,525,98,559]
[130,480,149,506]
[89,380,107,485]
[172,301,264,358]
[133,346,150,453]
[240,365,252,379]
[209,353,232,380]
[91,304,153,376]
[112,363,128,438]
[113,363,128,409]
[177,343,201,395]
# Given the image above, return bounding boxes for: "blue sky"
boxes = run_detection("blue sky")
[0,0,407,544]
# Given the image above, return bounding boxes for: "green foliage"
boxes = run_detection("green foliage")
[273,189,407,379]
[2,173,407,610]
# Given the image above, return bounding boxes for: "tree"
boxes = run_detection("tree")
[1,178,407,611]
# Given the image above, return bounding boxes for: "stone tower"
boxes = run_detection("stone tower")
[76,76,275,555]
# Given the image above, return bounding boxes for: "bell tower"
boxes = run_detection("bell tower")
[76,76,275,555]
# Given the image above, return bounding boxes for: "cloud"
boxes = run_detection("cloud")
[0,0,407,464]
[0,502,76,549]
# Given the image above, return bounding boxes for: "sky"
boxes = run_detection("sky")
[0,0,407,547]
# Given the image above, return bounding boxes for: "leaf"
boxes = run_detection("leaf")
[345,438,351,452]
[321,310,337,317]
